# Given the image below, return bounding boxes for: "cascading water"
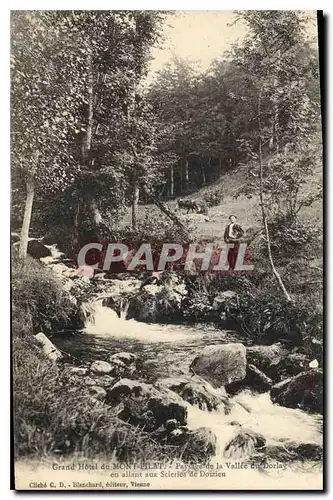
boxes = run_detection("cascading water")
[82,299,204,342]
[79,299,322,471]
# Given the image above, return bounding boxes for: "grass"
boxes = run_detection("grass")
[119,163,322,243]
[11,260,210,463]
[12,155,323,462]
[13,333,166,460]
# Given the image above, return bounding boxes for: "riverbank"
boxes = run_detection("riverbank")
[12,248,323,487]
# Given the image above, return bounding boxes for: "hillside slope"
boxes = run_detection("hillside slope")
[120,163,322,242]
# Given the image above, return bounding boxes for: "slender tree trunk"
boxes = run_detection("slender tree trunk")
[72,192,81,252]
[82,51,94,164]
[258,86,291,302]
[201,164,206,186]
[142,186,189,236]
[132,180,139,230]
[270,49,281,154]
[19,177,35,261]
[184,157,189,188]
[89,198,102,226]
[170,165,174,197]
[218,157,222,176]
[82,50,103,235]
[127,139,189,236]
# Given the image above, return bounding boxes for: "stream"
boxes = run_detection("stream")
[52,295,323,484]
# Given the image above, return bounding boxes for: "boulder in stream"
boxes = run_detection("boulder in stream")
[90,360,113,375]
[109,352,137,377]
[168,427,217,462]
[224,428,266,459]
[270,369,323,413]
[35,332,62,362]
[247,344,308,382]
[156,375,231,412]
[190,343,246,388]
[89,385,107,401]
[107,378,187,431]
[28,239,52,259]
[263,442,323,462]
[226,364,272,395]
[110,352,137,365]
[66,366,87,376]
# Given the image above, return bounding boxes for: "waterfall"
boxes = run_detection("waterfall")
[81,298,120,332]
[44,243,64,260]
[81,297,204,342]
[186,390,322,461]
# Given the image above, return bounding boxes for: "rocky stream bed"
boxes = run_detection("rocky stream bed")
[28,240,323,483]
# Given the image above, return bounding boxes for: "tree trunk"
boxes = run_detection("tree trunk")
[184,157,189,187]
[270,49,280,154]
[90,198,102,227]
[170,165,174,197]
[258,86,291,302]
[218,157,222,176]
[132,181,139,230]
[142,185,189,237]
[19,177,35,261]
[127,139,188,236]
[82,51,94,164]
[201,164,206,186]
[72,194,81,251]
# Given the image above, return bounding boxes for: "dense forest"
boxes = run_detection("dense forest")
[11,11,323,478]
[11,11,321,252]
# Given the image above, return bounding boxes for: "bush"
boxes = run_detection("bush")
[264,214,322,262]
[13,331,178,461]
[111,211,193,247]
[183,272,322,354]
[203,189,223,207]
[12,257,76,335]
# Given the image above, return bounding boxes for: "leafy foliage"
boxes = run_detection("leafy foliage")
[12,257,77,334]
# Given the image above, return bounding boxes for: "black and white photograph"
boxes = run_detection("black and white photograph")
[10,9,323,490]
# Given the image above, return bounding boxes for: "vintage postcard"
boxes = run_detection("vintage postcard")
[11,10,323,491]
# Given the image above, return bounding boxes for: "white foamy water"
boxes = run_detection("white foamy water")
[78,298,323,485]
[186,392,322,456]
[83,299,203,343]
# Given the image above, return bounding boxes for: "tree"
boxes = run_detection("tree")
[11,11,80,260]
[231,10,321,300]
[11,11,167,255]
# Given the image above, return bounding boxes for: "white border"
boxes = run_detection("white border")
[0,4,330,498]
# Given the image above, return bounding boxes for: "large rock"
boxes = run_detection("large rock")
[190,343,246,388]
[226,364,272,395]
[128,274,187,322]
[107,379,151,399]
[156,375,230,412]
[107,378,187,431]
[66,366,87,376]
[169,427,217,462]
[108,352,137,377]
[83,374,115,388]
[110,352,137,365]
[28,239,52,259]
[246,344,308,381]
[224,428,266,458]
[270,369,323,413]
[35,332,62,362]
[212,291,238,311]
[90,360,113,375]
[247,344,287,371]
[89,385,107,401]
[263,442,323,462]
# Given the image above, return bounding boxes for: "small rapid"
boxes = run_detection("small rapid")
[53,296,322,486]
